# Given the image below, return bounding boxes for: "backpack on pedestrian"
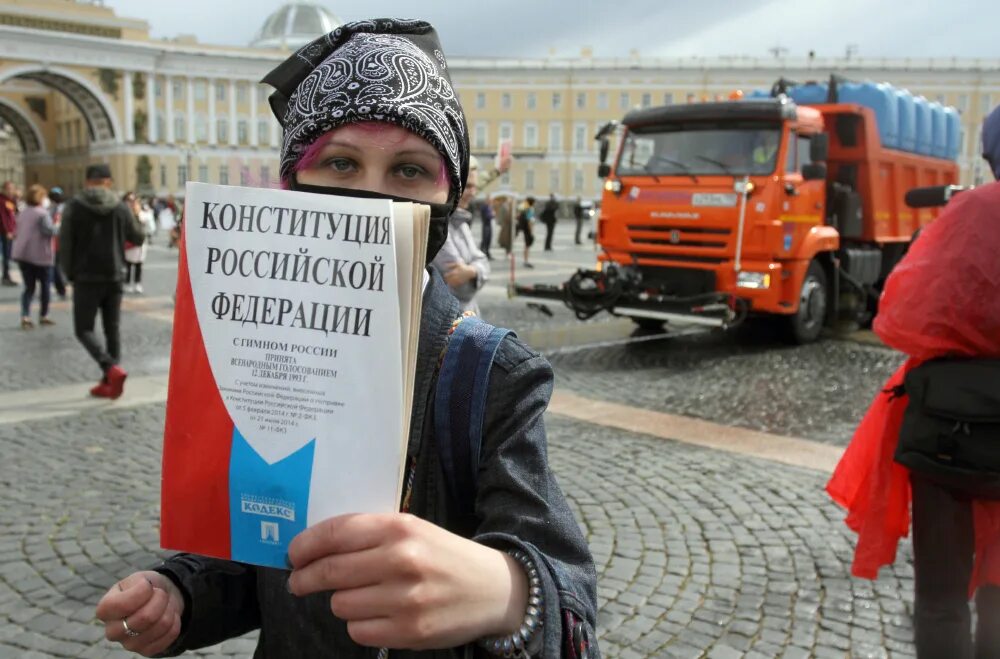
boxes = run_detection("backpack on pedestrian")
[894,358,1000,499]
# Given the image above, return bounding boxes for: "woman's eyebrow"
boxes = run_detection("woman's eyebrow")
[319,140,362,152]
[393,149,438,159]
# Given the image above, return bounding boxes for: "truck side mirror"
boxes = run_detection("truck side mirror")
[598,137,610,164]
[810,133,829,162]
[597,163,611,178]
[802,162,827,181]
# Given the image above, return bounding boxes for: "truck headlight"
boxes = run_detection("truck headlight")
[736,271,771,289]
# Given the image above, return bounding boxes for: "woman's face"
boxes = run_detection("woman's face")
[295,123,450,205]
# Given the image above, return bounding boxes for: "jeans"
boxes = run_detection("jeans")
[0,232,11,280]
[51,249,66,297]
[480,218,492,258]
[72,281,122,373]
[543,220,555,250]
[18,262,50,318]
[126,262,142,284]
[911,473,1000,658]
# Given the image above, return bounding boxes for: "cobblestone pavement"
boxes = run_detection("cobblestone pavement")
[0,224,924,657]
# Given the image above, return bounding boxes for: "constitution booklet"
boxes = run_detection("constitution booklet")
[160,182,429,568]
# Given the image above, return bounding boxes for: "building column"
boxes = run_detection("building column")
[250,84,258,148]
[146,73,156,143]
[186,78,195,144]
[123,70,135,142]
[208,78,217,146]
[229,80,237,146]
[270,115,280,149]
[165,75,175,143]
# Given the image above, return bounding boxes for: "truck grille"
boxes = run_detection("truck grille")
[627,224,732,250]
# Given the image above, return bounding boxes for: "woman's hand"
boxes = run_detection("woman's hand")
[444,262,478,288]
[95,571,185,656]
[288,513,529,650]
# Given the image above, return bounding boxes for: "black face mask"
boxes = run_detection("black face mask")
[289,180,452,266]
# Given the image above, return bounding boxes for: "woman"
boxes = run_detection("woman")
[432,169,490,314]
[11,184,55,328]
[516,197,536,268]
[95,19,599,659]
[122,192,155,294]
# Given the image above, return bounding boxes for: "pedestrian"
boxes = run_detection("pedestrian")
[159,196,178,248]
[122,192,155,294]
[541,193,558,251]
[11,184,55,329]
[432,168,491,314]
[59,164,145,400]
[495,195,513,256]
[95,19,598,659]
[573,196,585,245]
[516,196,537,268]
[0,180,17,286]
[48,186,68,300]
[828,106,1000,658]
[479,191,495,260]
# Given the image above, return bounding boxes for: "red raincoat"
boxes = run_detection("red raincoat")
[827,182,1000,594]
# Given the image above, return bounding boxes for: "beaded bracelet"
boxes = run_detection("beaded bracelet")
[477,549,544,658]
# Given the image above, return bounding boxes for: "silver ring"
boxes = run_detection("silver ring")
[122,617,140,638]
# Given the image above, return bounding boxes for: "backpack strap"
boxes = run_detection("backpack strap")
[434,316,515,518]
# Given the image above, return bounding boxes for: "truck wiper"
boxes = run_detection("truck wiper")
[649,156,698,183]
[695,155,735,177]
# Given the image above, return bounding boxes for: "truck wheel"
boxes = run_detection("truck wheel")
[631,317,665,332]
[787,260,828,344]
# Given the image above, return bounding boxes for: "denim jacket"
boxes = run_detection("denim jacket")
[155,269,600,658]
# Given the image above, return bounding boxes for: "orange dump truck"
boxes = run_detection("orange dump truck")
[514,93,959,342]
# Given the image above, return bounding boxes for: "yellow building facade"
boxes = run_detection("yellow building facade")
[0,0,997,198]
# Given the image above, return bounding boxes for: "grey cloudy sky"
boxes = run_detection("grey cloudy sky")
[106,0,992,59]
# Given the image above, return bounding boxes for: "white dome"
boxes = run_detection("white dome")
[251,2,341,50]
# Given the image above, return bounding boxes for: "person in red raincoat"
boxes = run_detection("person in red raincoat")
[828,105,1000,658]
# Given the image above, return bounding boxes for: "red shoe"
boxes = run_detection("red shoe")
[105,365,128,400]
[90,380,113,398]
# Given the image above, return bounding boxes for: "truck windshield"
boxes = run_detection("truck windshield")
[616,123,782,177]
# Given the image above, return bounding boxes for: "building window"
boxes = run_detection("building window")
[549,169,560,192]
[641,93,652,108]
[573,169,584,193]
[219,165,229,185]
[160,164,166,187]
[574,123,587,152]
[474,122,487,149]
[237,83,248,104]
[663,92,674,105]
[619,92,630,110]
[154,78,163,98]
[174,116,186,141]
[258,119,270,145]
[217,118,228,143]
[261,165,271,186]
[198,165,209,183]
[524,123,538,148]
[499,122,513,142]
[576,92,586,109]
[527,92,537,110]
[216,83,227,102]
[237,120,248,145]
[173,79,184,100]
[982,94,993,115]
[501,171,510,186]
[178,164,188,185]
[525,168,534,191]
[475,92,485,109]
[597,92,608,110]
[195,115,208,142]
[194,80,207,101]
[501,93,511,110]
[257,86,268,104]
[552,92,562,110]
[548,123,562,152]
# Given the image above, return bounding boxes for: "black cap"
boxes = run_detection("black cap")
[85,164,112,180]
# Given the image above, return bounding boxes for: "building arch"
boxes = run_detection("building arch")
[0,64,122,143]
[0,97,46,154]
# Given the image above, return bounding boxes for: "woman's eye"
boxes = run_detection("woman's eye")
[396,164,426,180]
[324,158,356,173]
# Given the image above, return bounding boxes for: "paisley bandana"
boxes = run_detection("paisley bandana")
[261,19,470,206]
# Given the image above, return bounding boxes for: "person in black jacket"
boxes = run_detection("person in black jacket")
[540,194,558,251]
[95,20,599,659]
[59,164,145,399]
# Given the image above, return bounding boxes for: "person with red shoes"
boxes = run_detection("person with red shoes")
[58,164,145,399]
[0,180,18,286]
